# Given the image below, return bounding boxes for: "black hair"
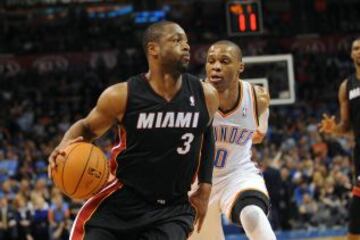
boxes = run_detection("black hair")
[212,40,243,61]
[142,21,177,55]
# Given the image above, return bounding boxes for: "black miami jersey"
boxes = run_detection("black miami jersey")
[347,74,360,139]
[347,74,360,185]
[115,73,210,204]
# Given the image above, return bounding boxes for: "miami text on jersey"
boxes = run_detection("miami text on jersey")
[137,112,200,129]
[349,87,360,100]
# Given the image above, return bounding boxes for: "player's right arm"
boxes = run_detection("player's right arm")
[48,83,128,172]
[319,80,351,136]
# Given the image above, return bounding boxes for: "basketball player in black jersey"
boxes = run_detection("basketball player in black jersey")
[48,21,219,240]
[320,37,360,240]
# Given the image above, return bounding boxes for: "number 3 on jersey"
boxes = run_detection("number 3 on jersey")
[214,148,228,168]
[177,133,194,155]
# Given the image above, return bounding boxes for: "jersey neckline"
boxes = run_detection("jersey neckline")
[141,73,185,103]
[218,80,243,117]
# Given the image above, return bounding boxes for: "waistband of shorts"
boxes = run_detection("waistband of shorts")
[123,185,189,206]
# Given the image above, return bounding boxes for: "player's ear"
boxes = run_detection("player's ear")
[239,62,245,74]
[148,42,160,57]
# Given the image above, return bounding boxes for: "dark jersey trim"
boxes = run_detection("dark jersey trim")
[251,84,260,127]
[218,81,242,116]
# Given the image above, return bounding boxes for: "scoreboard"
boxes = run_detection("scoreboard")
[226,0,263,36]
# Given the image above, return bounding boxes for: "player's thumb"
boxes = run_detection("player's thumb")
[197,215,204,233]
[70,136,84,144]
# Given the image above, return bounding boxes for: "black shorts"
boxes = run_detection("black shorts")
[349,195,360,234]
[354,142,360,187]
[349,142,360,234]
[70,180,195,240]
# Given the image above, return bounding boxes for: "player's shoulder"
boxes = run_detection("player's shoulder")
[102,82,128,99]
[97,82,128,113]
[201,81,219,117]
[183,73,201,82]
[339,78,349,91]
[249,82,269,97]
[182,73,217,98]
[201,81,217,97]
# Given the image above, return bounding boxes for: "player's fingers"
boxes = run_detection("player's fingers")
[69,136,84,144]
[331,115,335,121]
[48,150,59,168]
[47,165,52,179]
[197,214,205,233]
[193,208,199,226]
[190,202,199,226]
[57,149,67,157]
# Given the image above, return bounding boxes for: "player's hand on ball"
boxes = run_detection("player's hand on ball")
[189,183,211,233]
[48,136,84,178]
[318,114,336,134]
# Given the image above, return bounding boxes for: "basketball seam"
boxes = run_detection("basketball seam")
[70,145,94,196]
[61,144,83,195]
[78,151,108,199]
[93,152,109,195]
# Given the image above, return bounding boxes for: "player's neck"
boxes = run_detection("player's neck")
[356,66,360,80]
[145,70,182,101]
[219,80,240,112]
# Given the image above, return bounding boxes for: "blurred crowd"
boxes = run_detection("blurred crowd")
[0,55,356,240]
[1,0,360,239]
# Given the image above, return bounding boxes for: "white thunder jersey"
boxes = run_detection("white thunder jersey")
[213,80,260,178]
[189,80,269,240]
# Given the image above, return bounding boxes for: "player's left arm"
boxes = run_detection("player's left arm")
[319,80,351,136]
[198,82,219,184]
[252,85,270,144]
[190,81,219,233]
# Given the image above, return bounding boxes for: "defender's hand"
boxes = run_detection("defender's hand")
[252,130,265,144]
[48,136,84,178]
[318,114,336,134]
[189,183,211,233]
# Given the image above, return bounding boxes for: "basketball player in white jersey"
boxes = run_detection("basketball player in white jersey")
[189,41,276,240]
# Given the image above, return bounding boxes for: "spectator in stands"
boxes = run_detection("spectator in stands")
[14,195,33,240]
[298,193,319,228]
[49,195,69,240]
[0,196,17,240]
[278,166,297,230]
[31,193,49,240]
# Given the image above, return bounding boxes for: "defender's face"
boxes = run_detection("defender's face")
[158,24,190,72]
[206,45,244,93]
[351,40,360,66]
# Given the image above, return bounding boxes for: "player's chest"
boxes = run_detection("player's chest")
[349,86,360,101]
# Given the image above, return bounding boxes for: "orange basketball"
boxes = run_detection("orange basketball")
[51,142,109,200]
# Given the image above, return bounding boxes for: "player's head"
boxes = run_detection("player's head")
[206,40,244,92]
[142,21,190,73]
[351,37,360,67]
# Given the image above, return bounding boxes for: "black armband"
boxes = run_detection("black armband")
[198,121,215,184]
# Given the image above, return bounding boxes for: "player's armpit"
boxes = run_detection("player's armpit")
[201,82,219,123]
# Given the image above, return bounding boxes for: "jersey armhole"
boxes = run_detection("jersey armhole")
[199,81,212,126]
[250,84,260,127]
[119,80,130,124]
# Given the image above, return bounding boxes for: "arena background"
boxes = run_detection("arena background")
[1,0,359,239]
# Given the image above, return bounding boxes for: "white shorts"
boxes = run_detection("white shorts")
[189,171,268,240]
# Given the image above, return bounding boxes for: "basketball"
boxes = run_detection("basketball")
[51,142,109,200]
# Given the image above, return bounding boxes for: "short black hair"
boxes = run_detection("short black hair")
[212,40,243,61]
[142,21,177,55]
[352,36,360,44]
